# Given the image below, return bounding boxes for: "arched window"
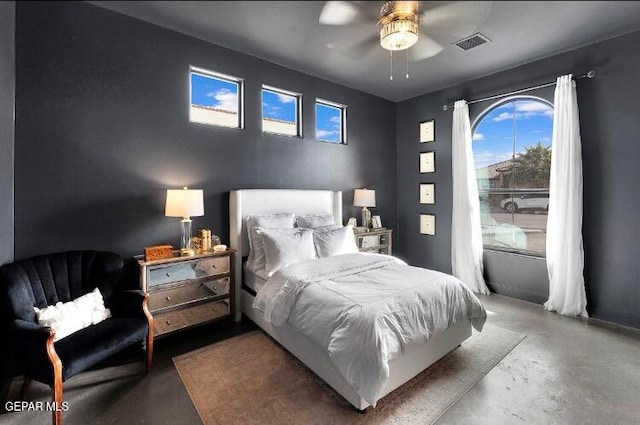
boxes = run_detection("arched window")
[472,96,553,256]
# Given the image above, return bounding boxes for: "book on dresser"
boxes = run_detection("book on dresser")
[135,249,236,338]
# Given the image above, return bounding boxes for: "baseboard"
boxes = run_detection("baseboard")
[589,307,640,330]
[487,281,547,305]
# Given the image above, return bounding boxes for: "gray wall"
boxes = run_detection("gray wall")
[0,2,15,265]
[11,2,640,329]
[14,2,397,260]
[397,30,640,328]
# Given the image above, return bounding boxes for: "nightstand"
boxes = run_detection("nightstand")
[353,228,393,255]
[135,249,235,338]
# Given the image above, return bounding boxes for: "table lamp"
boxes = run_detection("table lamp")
[353,188,376,229]
[165,187,204,256]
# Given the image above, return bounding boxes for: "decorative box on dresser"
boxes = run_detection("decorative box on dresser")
[353,228,393,255]
[136,249,235,338]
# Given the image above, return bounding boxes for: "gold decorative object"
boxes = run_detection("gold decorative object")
[199,229,212,252]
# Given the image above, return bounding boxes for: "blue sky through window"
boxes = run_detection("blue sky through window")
[316,102,342,143]
[191,72,238,112]
[262,90,297,123]
[472,99,553,169]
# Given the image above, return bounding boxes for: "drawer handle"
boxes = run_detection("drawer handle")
[166,320,171,325]
[213,286,217,291]
[166,296,171,301]
[166,272,170,278]
[213,308,217,313]
[211,265,217,269]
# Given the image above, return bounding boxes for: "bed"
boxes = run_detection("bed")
[229,189,485,410]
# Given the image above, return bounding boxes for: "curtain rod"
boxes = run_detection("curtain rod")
[442,70,596,111]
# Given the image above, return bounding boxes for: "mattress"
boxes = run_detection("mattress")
[243,262,268,293]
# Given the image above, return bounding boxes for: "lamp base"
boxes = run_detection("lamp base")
[180,248,195,257]
[180,218,194,256]
[361,207,372,229]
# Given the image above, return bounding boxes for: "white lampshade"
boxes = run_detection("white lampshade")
[165,187,204,218]
[353,189,376,208]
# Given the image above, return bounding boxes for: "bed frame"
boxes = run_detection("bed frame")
[229,189,472,410]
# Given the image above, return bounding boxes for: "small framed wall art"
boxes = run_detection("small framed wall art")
[420,214,436,236]
[419,151,435,173]
[419,119,435,143]
[419,184,435,204]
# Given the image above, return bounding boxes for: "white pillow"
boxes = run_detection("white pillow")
[246,213,296,271]
[258,228,317,277]
[313,225,359,258]
[34,288,112,342]
[296,214,336,228]
[312,224,343,232]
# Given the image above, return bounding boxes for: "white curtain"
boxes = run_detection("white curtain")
[452,100,490,294]
[545,74,588,317]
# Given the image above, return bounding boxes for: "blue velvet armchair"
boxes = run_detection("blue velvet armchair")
[0,251,153,425]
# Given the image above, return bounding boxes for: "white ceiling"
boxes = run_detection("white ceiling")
[89,1,640,102]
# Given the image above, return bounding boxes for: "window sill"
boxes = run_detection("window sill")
[484,247,546,260]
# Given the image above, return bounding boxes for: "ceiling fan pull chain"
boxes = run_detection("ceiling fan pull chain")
[389,50,394,81]
[406,50,410,79]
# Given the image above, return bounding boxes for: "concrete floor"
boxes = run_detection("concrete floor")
[438,294,640,425]
[2,294,639,424]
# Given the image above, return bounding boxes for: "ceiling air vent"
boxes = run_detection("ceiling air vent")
[454,33,491,51]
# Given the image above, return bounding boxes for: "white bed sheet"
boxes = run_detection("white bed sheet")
[242,262,268,293]
[254,252,487,406]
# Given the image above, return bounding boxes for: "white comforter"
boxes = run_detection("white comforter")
[253,253,487,406]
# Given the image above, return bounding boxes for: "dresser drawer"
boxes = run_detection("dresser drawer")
[202,276,231,297]
[149,281,206,312]
[196,256,230,276]
[153,310,188,335]
[148,277,230,312]
[147,256,230,289]
[153,301,230,336]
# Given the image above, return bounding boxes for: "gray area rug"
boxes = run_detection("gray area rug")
[173,324,525,425]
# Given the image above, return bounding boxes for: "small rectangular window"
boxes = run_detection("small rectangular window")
[262,86,302,137]
[316,99,346,144]
[189,66,244,129]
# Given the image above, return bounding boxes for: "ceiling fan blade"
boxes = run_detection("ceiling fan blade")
[409,35,445,62]
[319,1,360,25]
[421,1,493,38]
[335,34,379,60]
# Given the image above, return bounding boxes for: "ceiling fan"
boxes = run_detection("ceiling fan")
[319,1,492,65]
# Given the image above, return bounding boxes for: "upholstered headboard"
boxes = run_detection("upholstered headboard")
[229,189,342,320]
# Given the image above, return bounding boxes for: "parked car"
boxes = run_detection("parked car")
[500,193,549,213]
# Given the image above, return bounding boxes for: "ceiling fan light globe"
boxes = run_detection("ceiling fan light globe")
[380,19,419,51]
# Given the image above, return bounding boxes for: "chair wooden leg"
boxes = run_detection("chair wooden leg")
[19,377,31,400]
[142,293,154,373]
[51,377,63,425]
[146,331,154,373]
[46,329,64,425]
